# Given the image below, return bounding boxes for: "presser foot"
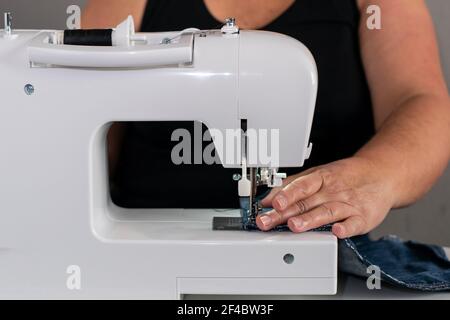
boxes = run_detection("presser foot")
[213,167,288,231]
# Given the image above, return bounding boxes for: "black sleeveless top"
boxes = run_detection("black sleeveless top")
[112,0,374,208]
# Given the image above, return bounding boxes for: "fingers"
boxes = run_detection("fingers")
[256,193,325,231]
[332,216,366,239]
[260,167,317,207]
[287,202,355,233]
[260,188,281,207]
[271,171,324,212]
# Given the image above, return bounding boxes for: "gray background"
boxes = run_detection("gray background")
[1,0,449,245]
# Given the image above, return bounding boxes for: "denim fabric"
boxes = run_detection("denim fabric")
[243,198,450,291]
[339,234,450,291]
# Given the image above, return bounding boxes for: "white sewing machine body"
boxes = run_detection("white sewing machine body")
[0,22,337,298]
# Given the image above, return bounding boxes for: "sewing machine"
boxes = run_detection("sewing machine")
[0,14,337,299]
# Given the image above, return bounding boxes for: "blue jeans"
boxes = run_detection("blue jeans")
[339,234,450,291]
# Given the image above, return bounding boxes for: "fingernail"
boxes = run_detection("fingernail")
[275,195,287,210]
[291,219,303,230]
[333,224,346,238]
[259,214,272,227]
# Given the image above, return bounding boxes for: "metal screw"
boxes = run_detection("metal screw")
[4,12,11,36]
[283,253,295,265]
[225,17,236,27]
[161,37,171,44]
[24,84,34,95]
[232,173,242,181]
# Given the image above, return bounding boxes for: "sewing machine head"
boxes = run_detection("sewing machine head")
[0,15,335,298]
[12,15,317,227]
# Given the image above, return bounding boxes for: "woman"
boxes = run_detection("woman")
[83,0,450,239]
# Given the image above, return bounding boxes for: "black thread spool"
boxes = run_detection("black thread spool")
[63,29,113,46]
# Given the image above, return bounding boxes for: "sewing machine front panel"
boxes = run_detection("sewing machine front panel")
[0,29,335,299]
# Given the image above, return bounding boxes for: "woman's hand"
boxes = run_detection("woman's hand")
[256,157,396,239]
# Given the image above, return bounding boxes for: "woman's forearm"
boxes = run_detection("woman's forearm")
[356,92,450,208]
